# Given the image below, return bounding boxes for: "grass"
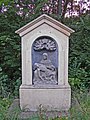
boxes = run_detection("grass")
[0,97,12,120]
[69,90,90,120]
[0,90,90,120]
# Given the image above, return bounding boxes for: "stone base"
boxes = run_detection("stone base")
[19,84,71,111]
[8,99,70,120]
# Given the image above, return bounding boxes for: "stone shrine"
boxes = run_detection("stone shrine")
[15,14,74,111]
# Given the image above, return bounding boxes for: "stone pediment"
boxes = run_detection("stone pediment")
[15,14,74,37]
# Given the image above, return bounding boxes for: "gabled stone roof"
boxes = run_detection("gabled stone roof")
[15,14,74,37]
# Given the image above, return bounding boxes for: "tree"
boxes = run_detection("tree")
[0,0,90,18]
[62,0,90,17]
[0,0,90,97]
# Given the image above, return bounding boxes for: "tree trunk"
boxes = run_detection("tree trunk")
[58,0,62,15]
[62,0,69,18]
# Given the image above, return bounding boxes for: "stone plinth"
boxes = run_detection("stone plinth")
[20,85,71,111]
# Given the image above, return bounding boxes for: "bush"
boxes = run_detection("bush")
[67,15,90,90]
[0,4,90,97]
[0,97,12,120]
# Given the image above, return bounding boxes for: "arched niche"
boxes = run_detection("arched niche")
[32,36,58,85]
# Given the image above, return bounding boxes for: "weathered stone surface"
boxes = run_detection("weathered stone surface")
[19,85,71,111]
[33,53,57,85]
[33,37,56,51]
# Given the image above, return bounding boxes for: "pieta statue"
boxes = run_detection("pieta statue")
[33,53,57,85]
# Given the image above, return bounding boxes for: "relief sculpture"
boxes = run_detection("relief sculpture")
[33,38,56,51]
[33,53,57,85]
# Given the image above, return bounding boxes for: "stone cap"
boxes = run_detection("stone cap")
[15,14,75,37]
[20,84,71,89]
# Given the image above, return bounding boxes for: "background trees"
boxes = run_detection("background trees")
[0,0,90,97]
[0,0,90,17]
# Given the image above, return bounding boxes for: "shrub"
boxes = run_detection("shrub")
[0,4,90,96]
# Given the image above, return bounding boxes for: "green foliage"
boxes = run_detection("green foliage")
[0,97,12,120]
[64,15,90,90]
[0,98,21,120]
[0,90,90,119]
[0,2,48,97]
[0,67,9,97]
[0,7,22,97]
[69,90,90,120]
[0,1,90,120]
[0,34,21,96]
[0,2,90,98]
[0,0,14,6]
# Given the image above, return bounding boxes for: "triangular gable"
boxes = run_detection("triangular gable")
[15,14,74,37]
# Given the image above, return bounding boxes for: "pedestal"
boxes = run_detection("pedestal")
[19,84,71,111]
